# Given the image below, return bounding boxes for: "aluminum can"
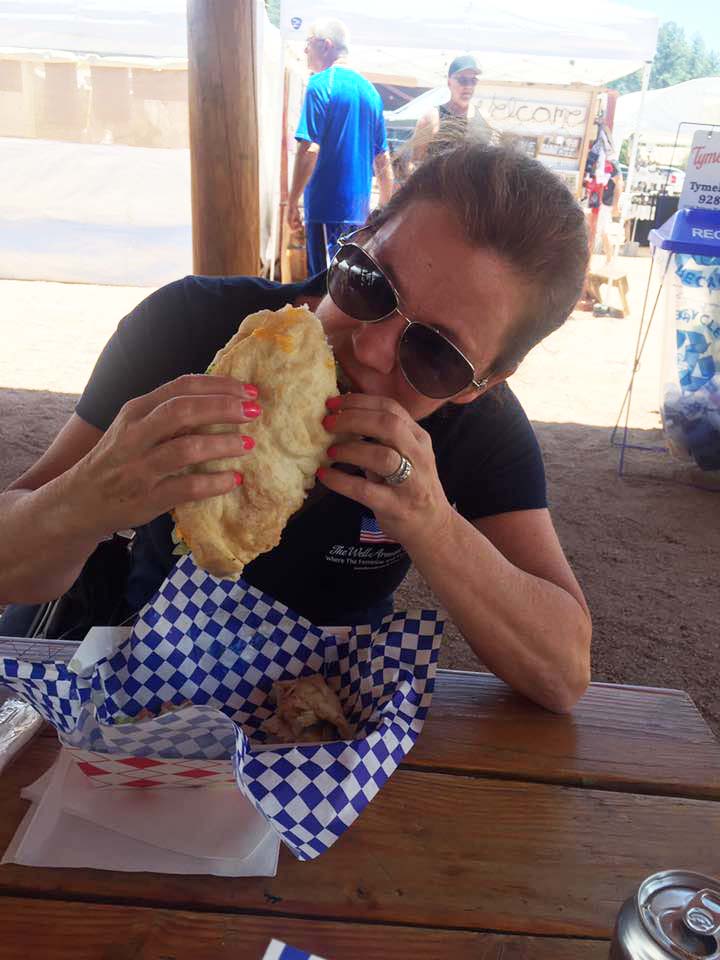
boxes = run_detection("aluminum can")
[610,870,720,959]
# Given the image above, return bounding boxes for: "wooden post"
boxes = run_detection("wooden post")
[187,0,260,276]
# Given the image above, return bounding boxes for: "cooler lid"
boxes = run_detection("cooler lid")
[650,208,720,257]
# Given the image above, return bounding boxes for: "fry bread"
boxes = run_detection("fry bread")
[173,303,338,577]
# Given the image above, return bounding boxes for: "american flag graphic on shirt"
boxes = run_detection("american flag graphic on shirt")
[359,514,397,544]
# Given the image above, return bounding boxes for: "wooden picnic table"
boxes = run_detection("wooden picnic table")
[1,669,719,958]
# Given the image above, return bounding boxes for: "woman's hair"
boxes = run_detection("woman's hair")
[369,143,588,371]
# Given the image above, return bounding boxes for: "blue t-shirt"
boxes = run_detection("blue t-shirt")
[295,65,387,224]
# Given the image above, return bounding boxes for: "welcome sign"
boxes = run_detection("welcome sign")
[679,130,720,210]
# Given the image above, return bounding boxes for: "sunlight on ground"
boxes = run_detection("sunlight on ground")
[0,254,664,430]
[0,279,155,396]
[511,254,663,430]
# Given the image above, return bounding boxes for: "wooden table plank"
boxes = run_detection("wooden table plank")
[0,897,610,960]
[1,738,718,939]
[410,672,720,799]
[35,671,720,797]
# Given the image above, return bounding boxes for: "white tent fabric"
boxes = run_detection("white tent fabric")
[614,77,720,146]
[0,0,283,286]
[0,138,191,286]
[384,88,450,124]
[0,0,187,60]
[281,0,659,87]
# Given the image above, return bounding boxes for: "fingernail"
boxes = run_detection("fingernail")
[327,446,337,459]
[323,414,337,431]
[233,471,244,486]
[316,467,327,481]
[241,435,255,450]
[326,395,343,410]
[243,383,258,399]
[242,401,261,418]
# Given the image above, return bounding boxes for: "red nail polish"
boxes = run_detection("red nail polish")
[242,401,261,418]
[326,395,343,410]
[241,435,255,450]
[323,414,337,431]
[316,467,328,481]
[243,383,258,399]
[327,446,337,459]
[233,471,244,486]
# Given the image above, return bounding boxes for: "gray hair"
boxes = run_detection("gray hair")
[309,18,349,56]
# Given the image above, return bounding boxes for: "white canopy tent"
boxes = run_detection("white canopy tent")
[280,0,658,88]
[282,0,658,212]
[614,77,720,147]
[0,0,282,285]
[0,0,187,59]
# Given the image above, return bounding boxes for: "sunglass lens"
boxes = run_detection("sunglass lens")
[399,323,474,399]
[328,245,397,322]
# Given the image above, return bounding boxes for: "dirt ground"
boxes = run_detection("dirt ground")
[1,256,718,737]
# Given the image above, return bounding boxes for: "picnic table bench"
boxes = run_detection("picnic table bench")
[1,669,718,958]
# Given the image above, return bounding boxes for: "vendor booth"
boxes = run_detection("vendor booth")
[279,0,658,275]
[614,78,720,245]
[0,0,658,285]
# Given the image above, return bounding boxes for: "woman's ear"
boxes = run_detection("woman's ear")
[449,366,518,406]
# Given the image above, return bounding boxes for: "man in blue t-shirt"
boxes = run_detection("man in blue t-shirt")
[287,19,394,275]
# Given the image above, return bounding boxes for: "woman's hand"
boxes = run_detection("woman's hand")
[69,374,260,537]
[318,393,453,549]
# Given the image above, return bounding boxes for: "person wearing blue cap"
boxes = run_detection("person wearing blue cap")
[411,54,496,165]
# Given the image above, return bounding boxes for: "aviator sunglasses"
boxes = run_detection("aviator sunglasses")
[327,231,488,400]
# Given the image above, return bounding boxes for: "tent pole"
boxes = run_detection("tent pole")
[621,60,652,223]
[187,0,260,276]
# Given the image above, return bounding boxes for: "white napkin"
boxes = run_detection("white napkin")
[4,749,280,876]
[2,624,355,875]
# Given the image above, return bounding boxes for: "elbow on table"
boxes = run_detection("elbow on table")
[545,671,590,714]
[545,634,592,714]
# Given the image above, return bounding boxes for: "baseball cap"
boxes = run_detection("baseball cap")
[448,54,481,77]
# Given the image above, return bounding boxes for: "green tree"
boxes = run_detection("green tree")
[687,34,710,79]
[265,0,281,27]
[609,21,720,95]
[652,22,690,87]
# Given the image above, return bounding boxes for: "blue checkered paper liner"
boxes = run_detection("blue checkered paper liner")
[0,554,444,860]
[262,940,330,960]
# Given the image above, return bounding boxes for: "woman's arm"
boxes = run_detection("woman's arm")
[1,376,260,605]
[320,393,591,714]
[406,508,591,713]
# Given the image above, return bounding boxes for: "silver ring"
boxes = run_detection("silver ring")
[383,453,413,486]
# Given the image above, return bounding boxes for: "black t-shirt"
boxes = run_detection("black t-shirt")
[76,275,547,624]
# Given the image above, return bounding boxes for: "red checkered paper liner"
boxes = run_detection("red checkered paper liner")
[71,750,236,789]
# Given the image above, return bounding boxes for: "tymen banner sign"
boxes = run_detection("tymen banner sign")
[679,130,720,210]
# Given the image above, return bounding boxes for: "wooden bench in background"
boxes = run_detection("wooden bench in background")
[587,266,631,316]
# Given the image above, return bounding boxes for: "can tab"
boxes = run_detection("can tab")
[683,890,720,937]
